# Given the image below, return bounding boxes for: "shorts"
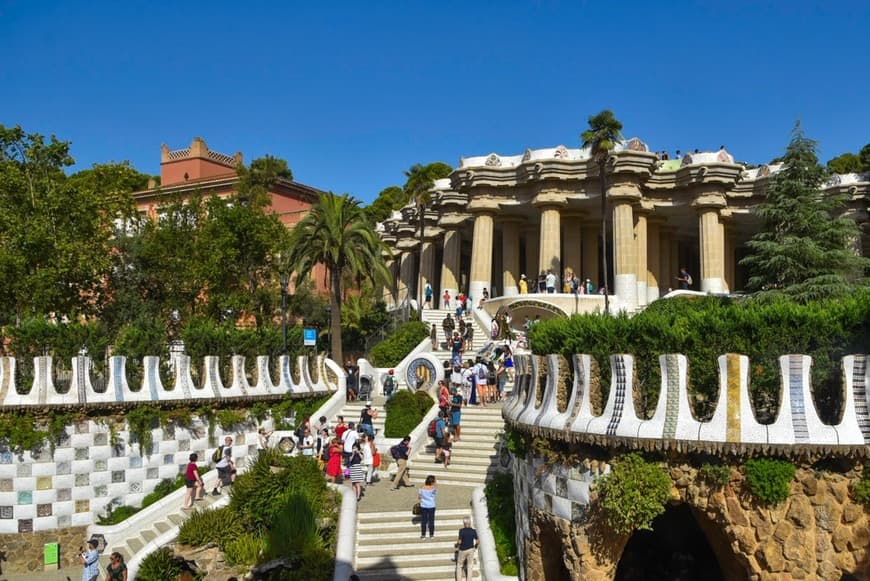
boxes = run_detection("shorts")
[434,437,444,448]
[450,411,461,425]
[217,466,235,486]
[185,478,198,488]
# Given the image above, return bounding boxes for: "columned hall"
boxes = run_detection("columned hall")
[379,140,870,313]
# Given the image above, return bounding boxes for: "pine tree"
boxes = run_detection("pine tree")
[741,122,869,301]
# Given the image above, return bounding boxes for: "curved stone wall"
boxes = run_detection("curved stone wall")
[504,352,870,579]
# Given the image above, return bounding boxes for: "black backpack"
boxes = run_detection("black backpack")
[390,444,401,459]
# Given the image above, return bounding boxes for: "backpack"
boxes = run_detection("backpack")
[211,447,223,463]
[294,424,305,439]
[427,419,438,438]
[686,274,693,286]
[390,444,401,459]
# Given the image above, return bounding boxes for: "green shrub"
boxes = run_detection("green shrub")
[485,472,518,575]
[224,532,264,566]
[229,451,328,532]
[142,475,185,509]
[136,547,183,581]
[369,321,429,367]
[699,463,732,486]
[124,406,162,455]
[744,458,795,505]
[528,292,870,422]
[216,408,248,430]
[596,453,671,535]
[177,506,243,547]
[97,504,139,525]
[383,390,434,437]
[264,493,322,559]
[854,466,870,505]
[505,428,527,460]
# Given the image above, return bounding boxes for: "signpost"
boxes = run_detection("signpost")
[303,328,317,347]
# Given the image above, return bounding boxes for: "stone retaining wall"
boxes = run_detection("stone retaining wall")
[0,525,87,574]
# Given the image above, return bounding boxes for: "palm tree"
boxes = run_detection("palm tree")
[287,192,391,363]
[403,162,451,318]
[581,110,624,314]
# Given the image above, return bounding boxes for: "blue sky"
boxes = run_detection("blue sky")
[1,1,868,203]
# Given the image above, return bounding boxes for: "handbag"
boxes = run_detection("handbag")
[372,452,381,469]
[412,501,421,516]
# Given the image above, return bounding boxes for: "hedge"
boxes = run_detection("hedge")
[383,390,434,437]
[527,292,870,423]
[369,320,429,367]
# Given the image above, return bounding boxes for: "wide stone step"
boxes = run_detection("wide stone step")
[127,537,144,554]
[354,566,479,581]
[356,550,465,568]
[359,508,469,521]
[357,539,458,555]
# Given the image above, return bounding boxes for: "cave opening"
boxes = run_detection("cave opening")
[614,504,729,581]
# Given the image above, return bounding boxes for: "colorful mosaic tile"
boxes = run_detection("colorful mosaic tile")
[18,518,33,533]
[17,491,32,505]
[130,481,143,493]
[56,461,71,475]
[36,476,52,490]
[0,479,12,492]
[163,425,176,439]
[75,499,89,513]
[112,444,126,458]
[94,485,108,497]
[146,468,159,479]
[75,421,90,434]
[571,502,588,523]
[16,463,31,477]
[93,433,108,446]
[56,431,71,447]
[75,473,89,487]
[129,456,142,468]
[178,439,190,451]
[163,454,174,465]
[57,488,71,502]
[75,448,89,460]
[37,503,52,517]
[0,506,12,519]
[111,471,125,483]
[0,452,12,464]
[33,447,52,461]
[57,514,71,527]
[95,460,107,472]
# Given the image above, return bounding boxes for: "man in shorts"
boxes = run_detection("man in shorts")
[212,436,236,496]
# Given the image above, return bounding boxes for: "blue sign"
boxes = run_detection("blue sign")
[303,328,317,347]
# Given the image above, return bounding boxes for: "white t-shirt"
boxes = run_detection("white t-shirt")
[546,273,556,288]
[342,429,359,453]
[301,435,315,456]
[361,443,374,465]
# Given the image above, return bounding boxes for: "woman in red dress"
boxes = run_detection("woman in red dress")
[325,438,343,483]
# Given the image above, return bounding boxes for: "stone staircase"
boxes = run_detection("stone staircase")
[354,508,481,580]
[420,308,487,366]
[409,404,507,487]
[332,397,387,434]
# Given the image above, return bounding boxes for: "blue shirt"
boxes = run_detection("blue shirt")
[82,549,100,580]
[419,486,437,509]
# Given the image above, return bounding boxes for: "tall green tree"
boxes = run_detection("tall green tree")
[287,192,391,362]
[826,152,862,174]
[403,162,452,312]
[741,123,870,301]
[0,126,143,323]
[365,185,404,223]
[581,110,624,314]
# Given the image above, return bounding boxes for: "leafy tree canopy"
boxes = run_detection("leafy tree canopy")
[364,162,452,223]
[740,122,870,301]
[580,109,624,159]
[825,143,870,174]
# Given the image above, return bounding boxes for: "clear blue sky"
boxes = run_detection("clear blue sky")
[2,1,868,203]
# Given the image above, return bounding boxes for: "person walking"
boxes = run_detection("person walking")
[450,387,463,441]
[342,422,360,466]
[389,436,413,490]
[80,539,100,581]
[418,475,438,540]
[359,404,377,438]
[257,427,273,453]
[212,437,235,495]
[325,438,343,483]
[104,551,127,581]
[518,273,528,294]
[348,442,366,500]
[181,453,203,510]
[442,289,451,309]
[424,281,433,309]
[442,313,455,343]
[454,516,479,581]
[430,323,439,350]
[677,266,692,290]
[361,433,377,485]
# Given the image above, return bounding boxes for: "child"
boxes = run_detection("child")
[441,433,453,468]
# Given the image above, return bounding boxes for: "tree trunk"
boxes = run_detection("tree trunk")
[600,157,610,314]
[330,267,343,363]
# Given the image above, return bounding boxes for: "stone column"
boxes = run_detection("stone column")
[537,206,562,280]
[582,223,600,287]
[724,224,735,293]
[646,219,662,302]
[524,228,539,284]
[634,209,649,306]
[440,228,461,303]
[398,251,415,303]
[562,213,583,283]
[469,209,496,302]
[694,193,727,294]
[612,200,637,309]
[420,241,434,303]
[501,219,521,297]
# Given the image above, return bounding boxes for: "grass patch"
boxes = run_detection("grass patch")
[484,472,518,575]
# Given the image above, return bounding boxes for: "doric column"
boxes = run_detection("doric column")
[419,240,435,304]
[582,222,600,287]
[534,191,567,285]
[693,193,727,294]
[562,213,583,282]
[634,207,649,306]
[501,219,521,297]
[612,196,638,309]
[440,228,461,302]
[469,204,497,302]
[398,251,415,303]
[646,219,662,302]
[724,223,735,293]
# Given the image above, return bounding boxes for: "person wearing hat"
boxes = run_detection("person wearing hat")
[518,274,528,294]
[359,402,378,437]
[80,539,100,581]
